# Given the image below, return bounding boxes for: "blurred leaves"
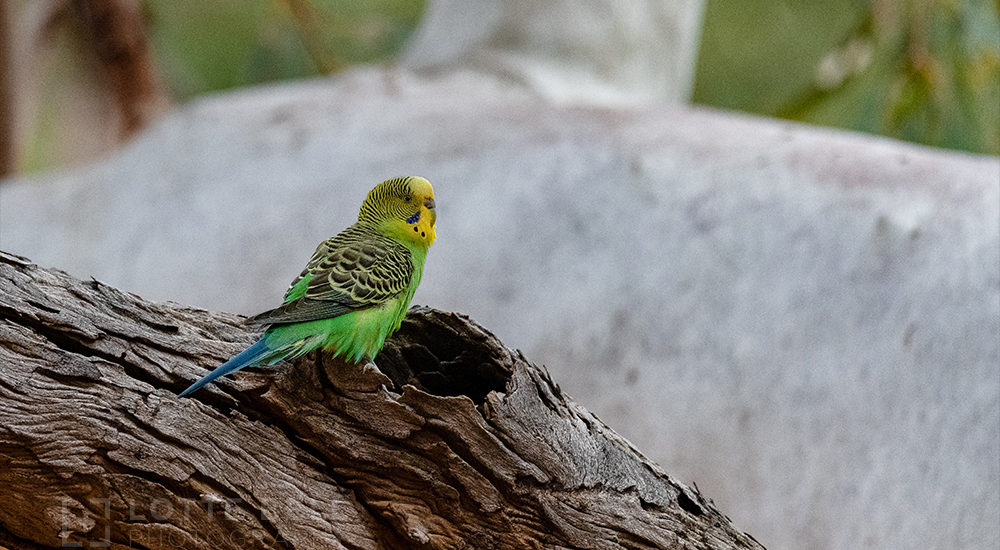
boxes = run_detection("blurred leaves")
[5,0,426,174]
[695,0,1000,155]
[7,0,996,176]
[145,0,999,154]
[143,0,426,98]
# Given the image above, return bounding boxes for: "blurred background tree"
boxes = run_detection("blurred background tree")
[2,0,997,175]
[694,0,1000,156]
[145,0,423,97]
[1,0,425,174]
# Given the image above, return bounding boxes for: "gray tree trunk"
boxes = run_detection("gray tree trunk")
[0,250,763,550]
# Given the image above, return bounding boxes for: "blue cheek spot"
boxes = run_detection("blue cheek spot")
[406,212,421,224]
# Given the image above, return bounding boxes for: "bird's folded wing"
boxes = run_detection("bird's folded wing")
[251,235,414,326]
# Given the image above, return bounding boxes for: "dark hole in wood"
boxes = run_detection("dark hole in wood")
[377,310,513,404]
[677,491,704,516]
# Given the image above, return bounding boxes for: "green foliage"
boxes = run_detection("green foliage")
[13,0,996,175]
[142,0,426,98]
[694,0,1000,155]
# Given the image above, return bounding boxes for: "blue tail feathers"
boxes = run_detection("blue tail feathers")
[179,339,273,397]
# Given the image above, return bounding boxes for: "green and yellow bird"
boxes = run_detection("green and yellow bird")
[180,176,436,396]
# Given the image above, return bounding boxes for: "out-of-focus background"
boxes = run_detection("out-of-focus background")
[2,0,997,174]
[1,1,998,549]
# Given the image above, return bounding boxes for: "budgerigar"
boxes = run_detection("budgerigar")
[179,176,436,396]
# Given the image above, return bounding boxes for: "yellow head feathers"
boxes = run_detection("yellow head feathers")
[359,176,436,248]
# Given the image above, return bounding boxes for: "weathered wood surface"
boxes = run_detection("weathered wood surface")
[0,250,764,550]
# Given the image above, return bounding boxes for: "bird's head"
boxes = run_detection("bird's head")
[358,176,436,248]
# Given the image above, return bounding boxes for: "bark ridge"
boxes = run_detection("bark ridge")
[0,251,763,549]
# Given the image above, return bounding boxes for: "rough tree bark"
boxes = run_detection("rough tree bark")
[0,250,764,550]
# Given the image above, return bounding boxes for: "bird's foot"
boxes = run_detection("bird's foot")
[360,358,382,375]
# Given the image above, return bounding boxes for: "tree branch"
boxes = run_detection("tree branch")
[0,250,763,549]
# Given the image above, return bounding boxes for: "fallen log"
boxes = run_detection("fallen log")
[0,250,763,549]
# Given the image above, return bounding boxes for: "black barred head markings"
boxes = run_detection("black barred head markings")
[358,176,436,247]
[359,177,414,223]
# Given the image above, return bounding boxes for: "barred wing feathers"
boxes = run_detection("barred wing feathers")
[251,225,414,326]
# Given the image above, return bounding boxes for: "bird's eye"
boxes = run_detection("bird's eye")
[404,195,413,202]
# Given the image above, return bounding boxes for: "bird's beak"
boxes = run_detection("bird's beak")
[424,197,436,229]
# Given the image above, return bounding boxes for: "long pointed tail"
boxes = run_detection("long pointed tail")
[179,339,274,396]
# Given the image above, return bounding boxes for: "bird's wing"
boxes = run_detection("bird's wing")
[251,230,414,326]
